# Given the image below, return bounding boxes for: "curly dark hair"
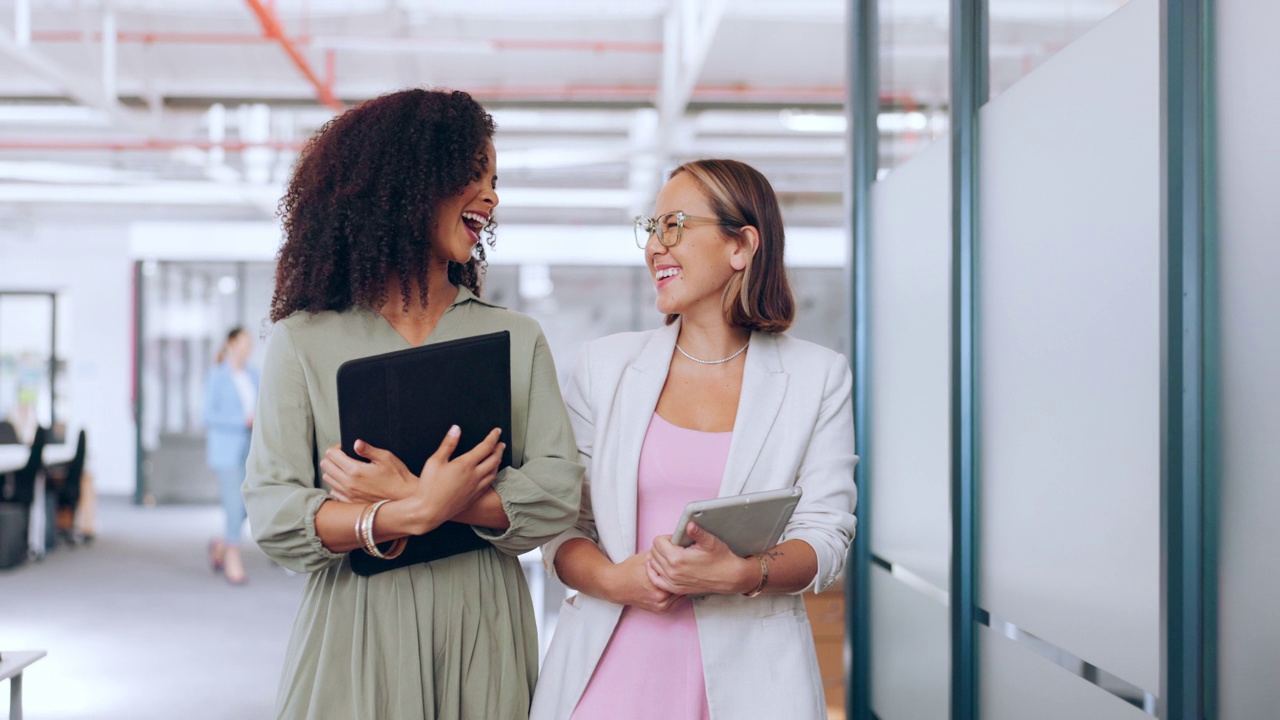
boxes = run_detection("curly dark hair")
[269,88,497,322]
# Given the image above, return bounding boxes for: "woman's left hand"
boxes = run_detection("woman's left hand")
[319,440,415,504]
[647,523,757,596]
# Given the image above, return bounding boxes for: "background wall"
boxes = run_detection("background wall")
[0,222,135,495]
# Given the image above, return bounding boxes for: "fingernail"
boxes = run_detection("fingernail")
[448,425,461,437]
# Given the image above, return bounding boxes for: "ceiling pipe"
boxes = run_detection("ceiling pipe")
[243,0,343,112]
[0,138,307,152]
[28,30,663,54]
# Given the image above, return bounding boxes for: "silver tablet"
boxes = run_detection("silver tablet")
[670,487,803,558]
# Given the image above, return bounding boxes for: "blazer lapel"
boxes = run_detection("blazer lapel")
[608,322,679,556]
[718,332,788,497]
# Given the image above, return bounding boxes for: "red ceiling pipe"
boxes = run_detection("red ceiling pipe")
[244,0,343,112]
[29,30,663,54]
[0,139,307,152]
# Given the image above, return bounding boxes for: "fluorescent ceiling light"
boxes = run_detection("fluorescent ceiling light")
[779,110,847,133]
[877,111,930,133]
[0,105,112,126]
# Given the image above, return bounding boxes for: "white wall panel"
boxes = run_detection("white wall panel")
[1217,0,1280,715]
[978,0,1160,692]
[981,626,1152,720]
[871,565,949,720]
[868,137,951,591]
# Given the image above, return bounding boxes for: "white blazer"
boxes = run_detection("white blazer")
[531,321,858,720]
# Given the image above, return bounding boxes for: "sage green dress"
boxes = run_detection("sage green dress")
[243,286,584,720]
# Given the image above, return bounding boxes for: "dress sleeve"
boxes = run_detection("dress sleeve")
[472,331,585,556]
[539,341,600,581]
[780,352,859,594]
[242,321,345,573]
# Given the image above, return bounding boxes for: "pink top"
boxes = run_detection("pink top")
[571,413,733,720]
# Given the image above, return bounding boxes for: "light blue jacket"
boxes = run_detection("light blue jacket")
[204,363,259,470]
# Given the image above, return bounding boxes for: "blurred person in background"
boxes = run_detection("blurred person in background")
[204,325,257,585]
[242,88,582,720]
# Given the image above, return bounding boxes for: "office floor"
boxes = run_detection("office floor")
[0,496,305,720]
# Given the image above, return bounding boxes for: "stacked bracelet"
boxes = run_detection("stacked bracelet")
[357,499,407,560]
[743,554,769,597]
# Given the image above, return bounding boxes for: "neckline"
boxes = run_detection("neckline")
[652,412,733,436]
[372,285,461,348]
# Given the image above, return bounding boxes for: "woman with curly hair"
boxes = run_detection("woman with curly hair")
[243,88,583,720]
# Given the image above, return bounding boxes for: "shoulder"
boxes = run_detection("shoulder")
[770,333,847,368]
[583,328,661,359]
[207,364,231,383]
[268,309,368,347]
[460,304,549,354]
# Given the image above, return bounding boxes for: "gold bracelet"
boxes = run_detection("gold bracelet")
[362,500,390,557]
[382,536,408,560]
[743,554,769,598]
[362,500,410,560]
[355,503,375,550]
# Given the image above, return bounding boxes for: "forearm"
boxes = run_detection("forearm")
[451,488,509,530]
[314,496,439,553]
[752,539,819,595]
[553,537,618,600]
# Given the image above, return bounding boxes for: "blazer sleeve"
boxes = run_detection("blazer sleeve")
[204,367,245,431]
[540,340,601,581]
[781,351,859,594]
[472,330,584,556]
[242,322,345,573]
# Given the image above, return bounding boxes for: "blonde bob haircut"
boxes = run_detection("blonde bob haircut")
[664,158,795,333]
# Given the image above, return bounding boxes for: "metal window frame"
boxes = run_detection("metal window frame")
[846,1,877,719]
[1159,1,1219,718]
[949,1,987,718]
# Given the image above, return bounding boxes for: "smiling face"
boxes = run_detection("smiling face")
[431,140,499,265]
[646,171,749,320]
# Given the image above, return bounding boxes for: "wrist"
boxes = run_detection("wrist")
[392,495,443,535]
[734,556,757,594]
[599,562,624,605]
[741,554,768,597]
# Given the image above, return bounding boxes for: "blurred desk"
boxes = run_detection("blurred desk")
[0,444,75,559]
[0,650,46,720]
[0,444,75,474]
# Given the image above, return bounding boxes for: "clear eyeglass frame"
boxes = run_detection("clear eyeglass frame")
[632,211,735,249]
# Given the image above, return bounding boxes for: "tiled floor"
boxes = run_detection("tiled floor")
[1,497,306,719]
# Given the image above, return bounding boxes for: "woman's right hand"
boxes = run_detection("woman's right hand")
[604,551,681,614]
[410,425,505,533]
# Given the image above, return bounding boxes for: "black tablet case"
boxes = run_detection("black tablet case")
[336,330,512,576]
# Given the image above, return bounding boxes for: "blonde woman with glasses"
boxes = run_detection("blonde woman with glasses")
[531,159,858,720]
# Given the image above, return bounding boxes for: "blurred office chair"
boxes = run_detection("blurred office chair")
[0,421,19,445]
[1,426,47,507]
[0,426,48,567]
[51,429,87,546]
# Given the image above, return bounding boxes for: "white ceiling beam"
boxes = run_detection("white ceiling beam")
[659,0,728,130]
[127,221,844,267]
[101,6,117,103]
[13,0,30,45]
[0,182,638,210]
[0,24,155,134]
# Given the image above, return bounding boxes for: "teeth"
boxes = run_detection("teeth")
[655,267,680,280]
[462,211,488,228]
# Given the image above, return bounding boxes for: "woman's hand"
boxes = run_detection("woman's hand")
[409,426,505,533]
[604,551,682,614]
[320,440,415,503]
[647,522,758,596]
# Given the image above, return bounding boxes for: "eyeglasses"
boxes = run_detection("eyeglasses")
[632,211,737,249]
